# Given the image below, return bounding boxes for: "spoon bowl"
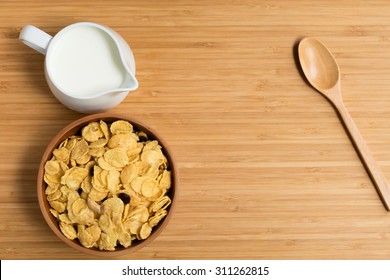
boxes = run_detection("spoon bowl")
[298,38,341,99]
[298,37,390,211]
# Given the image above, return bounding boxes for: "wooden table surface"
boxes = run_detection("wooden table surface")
[2,0,390,260]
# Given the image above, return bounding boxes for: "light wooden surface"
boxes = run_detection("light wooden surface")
[2,0,390,260]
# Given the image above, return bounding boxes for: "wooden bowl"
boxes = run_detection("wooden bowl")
[37,113,178,257]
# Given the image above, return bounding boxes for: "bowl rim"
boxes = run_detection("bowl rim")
[36,113,178,257]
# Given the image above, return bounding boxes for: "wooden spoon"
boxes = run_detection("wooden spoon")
[298,37,390,211]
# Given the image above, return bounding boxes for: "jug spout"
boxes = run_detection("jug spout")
[122,72,139,91]
[104,71,138,95]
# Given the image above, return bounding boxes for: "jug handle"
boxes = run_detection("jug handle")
[19,25,52,55]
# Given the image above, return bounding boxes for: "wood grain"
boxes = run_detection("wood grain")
[2,0,390,260]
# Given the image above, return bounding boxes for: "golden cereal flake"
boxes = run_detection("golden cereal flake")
[99,213,114,233]
[148,209,168,227]
[67,196,95,226]
[145,165,160,181]
[127,146,142,158]
[81,176,93,194]
[136,161,150,176]
[89,138,108,148]
[143,140,159,152]
[141,149,167,167]
[82,122,104,142]
[45,184,60,195]
[100,120,111,140]
[72,198,88,216]
[104,148,129,168]
[70,139,89,160]
[125,219,143,235]
[139,223,152,240]
[108,133,137,150]
[46,189,62,202]
[65,137,78,151]
[59,185,74,203]
[78,224,101,248]
[107,170,121,194]
[120,163,139,185]
[58,138,68,148]
[58,213,72,224]
[127,205,149,223]
[49,208,59,219]
[102,197,124,216]
[141,178,159,198]
[49,200,66,213]
[62,167,89,190]
[59,222,77,240]
[129,176,144,194]
[88,187,108,202]
[97,157,118,171]
[70,207,95,226]
[44,173,62,186]
[92,169,109,193]
[110,120,133,135]
[76,153,91,165]
[117,230,132,248]
[98,232,117,251]
[150,196,171,213]
[44,160,60,175]
[53,147,70,163]
[159,170,172,190]
[89,147,106,157]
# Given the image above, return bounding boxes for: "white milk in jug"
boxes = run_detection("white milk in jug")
[48,25,127,97]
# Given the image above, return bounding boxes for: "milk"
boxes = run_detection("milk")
[48,26,127,97]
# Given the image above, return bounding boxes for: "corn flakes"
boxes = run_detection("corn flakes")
[70,139,89,160]
[52,147,70,164]
[104,148,129,168]
[139,223,152,240]
[78,224,101,248]
[43,119,173,251]
[82,122,104,142]
[148,209,168,227]
[59,222,77,240]
[110,120,133,135]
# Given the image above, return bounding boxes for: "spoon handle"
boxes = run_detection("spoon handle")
[335,100,390,211]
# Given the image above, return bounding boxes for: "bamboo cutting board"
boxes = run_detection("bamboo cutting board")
[2,0,390,260]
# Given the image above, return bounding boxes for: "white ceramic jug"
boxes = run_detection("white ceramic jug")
[19,22,139,113]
